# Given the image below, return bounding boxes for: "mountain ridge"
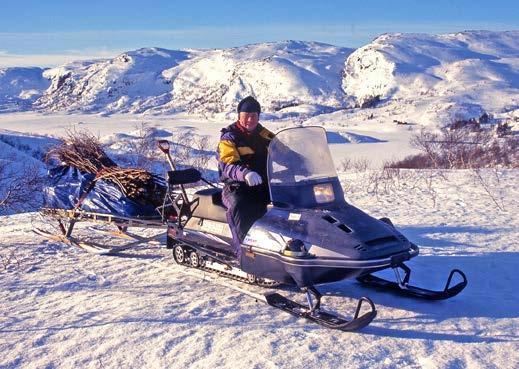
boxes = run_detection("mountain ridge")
[1,31,518,125]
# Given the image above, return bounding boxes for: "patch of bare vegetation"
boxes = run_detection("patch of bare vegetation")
[0,158,45,214]
[341,126,516,211]
[389,127,518,169]
[167,128,214,172]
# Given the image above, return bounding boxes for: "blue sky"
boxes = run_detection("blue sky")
[1,0,517,67]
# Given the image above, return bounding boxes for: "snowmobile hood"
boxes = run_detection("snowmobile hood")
[246,204,411,261]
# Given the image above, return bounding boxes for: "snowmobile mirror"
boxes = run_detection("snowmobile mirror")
[157,140,170,154]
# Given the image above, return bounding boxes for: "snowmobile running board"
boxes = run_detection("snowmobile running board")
[357,263,468,300]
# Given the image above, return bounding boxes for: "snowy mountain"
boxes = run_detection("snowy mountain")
[36,48,194,114]
[163,41,352,116]
[1,31,518,125]
[0,67,50,113]
[34,41,352,117]
[343,31,519,124]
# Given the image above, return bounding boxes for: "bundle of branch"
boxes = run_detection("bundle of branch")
[46,131,117,172]
[46,130,165,206]
[94,167,165,205]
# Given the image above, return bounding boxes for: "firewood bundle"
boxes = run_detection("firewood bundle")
[46,131,165,206]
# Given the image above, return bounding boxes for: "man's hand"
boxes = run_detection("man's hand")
[245,171,262,186]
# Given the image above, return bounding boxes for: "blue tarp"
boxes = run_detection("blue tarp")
[43,166,160,218]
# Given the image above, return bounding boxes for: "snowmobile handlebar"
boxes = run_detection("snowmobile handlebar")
[157,140,170,154]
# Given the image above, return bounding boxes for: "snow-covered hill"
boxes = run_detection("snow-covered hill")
[36,48,194,114]
[1,31,518,126]
[0,67,50,113]
[343,31,519,125]
[33,41,352,117]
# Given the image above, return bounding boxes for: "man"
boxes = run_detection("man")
[217,96,275,259]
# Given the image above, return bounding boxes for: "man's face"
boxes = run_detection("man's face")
[238,112,259,131]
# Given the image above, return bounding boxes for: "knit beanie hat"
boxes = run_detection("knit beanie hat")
[237,96,261,114]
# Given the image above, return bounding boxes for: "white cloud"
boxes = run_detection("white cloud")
[0,23,516,68]
[0,50,122,68]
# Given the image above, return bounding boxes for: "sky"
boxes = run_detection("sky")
[1,0,518,67]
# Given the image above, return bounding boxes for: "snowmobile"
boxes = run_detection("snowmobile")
[158,126,467,331]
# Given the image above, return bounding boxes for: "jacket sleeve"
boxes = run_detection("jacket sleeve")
[217,133,250,182]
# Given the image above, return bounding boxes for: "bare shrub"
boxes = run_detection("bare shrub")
[189,135,213,170]
[0,248,21,271]
[383,127,517,211]
[358,95,381,109]
[0,158,45,213]
[339,157,370,172]
[168,129,214,171]
[128,122,157,170]
[391,127,518,169]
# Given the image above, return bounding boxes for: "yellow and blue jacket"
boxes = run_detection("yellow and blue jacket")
[217,122,274,185]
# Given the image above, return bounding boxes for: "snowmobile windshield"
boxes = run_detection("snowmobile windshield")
[267,126,344,208]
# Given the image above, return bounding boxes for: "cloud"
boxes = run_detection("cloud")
[0,49,122,68]
[0,23,516,68]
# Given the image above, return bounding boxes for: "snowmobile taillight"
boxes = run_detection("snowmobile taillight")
[313,183,335,204]
[282,239,308,257]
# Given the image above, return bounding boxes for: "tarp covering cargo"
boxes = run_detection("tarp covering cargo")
[43,165,161,218]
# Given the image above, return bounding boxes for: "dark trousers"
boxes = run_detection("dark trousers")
[222,183,269,259]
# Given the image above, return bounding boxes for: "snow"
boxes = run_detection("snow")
[0,110,518,368]
[1,168,518,368]
[0,68,50,113]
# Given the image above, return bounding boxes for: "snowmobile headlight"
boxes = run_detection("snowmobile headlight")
[313,183,335,204]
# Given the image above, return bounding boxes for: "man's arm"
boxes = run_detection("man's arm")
[218,136,250,182]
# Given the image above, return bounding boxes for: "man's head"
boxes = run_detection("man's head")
[237,96,261,132]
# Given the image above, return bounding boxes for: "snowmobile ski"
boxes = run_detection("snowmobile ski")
[169,253,376,331]
[357,263,467,300]
[264,290,377,331]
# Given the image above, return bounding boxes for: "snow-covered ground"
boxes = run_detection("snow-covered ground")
[1,169,517,369]
[0,111,518,368]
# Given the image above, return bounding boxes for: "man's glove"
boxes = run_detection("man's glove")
[244,171,262,186]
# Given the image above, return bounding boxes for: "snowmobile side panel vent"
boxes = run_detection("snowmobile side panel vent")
[337,224,352,233]
[322,215,338,223]
[365,236,399,247]
[354,244,367,251]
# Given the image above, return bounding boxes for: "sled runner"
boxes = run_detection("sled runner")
[35,208,166,254]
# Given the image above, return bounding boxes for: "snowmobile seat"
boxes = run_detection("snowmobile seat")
[191,188,228,223]
[168,168,201,185]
